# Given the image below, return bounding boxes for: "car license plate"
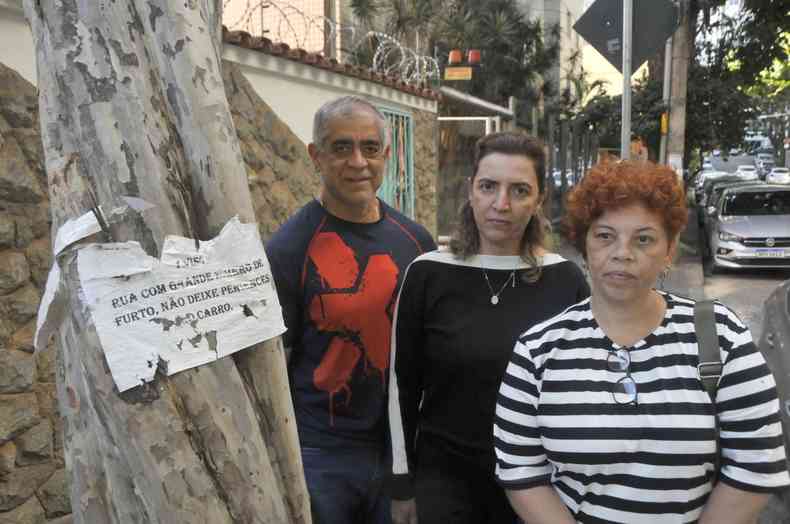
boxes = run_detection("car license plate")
[754,249,787,258]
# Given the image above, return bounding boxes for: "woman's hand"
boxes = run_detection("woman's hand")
[507,485,576,524]
[391,498,418,524]
[699,482,770,524]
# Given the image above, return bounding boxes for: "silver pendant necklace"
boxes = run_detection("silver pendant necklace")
[482,269,516,305]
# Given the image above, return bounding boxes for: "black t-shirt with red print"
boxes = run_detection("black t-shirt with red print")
[265,199,436,449]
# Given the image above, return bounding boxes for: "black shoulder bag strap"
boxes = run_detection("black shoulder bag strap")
[694,299,723,481]
[694,300,723,396]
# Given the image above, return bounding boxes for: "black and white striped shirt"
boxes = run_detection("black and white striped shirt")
[494,292,789,523]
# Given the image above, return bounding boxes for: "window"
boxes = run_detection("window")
[377,108,415,218]
[722,191,790,216]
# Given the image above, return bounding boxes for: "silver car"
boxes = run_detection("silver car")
[707,184,790,271]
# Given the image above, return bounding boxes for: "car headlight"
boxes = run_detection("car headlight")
[718,231,743,243]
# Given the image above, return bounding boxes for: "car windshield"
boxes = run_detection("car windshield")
[722,190,790,216]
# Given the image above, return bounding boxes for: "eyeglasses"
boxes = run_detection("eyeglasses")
[607,348,638,406]
[325,139,385,159]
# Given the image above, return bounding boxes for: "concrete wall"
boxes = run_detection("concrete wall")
[221,44,437,146]
[0,1,35,86]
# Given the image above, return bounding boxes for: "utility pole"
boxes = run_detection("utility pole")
[621,0,633,160]
[659,36,673,164]
[667,0,690,176]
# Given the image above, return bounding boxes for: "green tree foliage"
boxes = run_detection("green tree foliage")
[576,75,664,156]
[686,0,787,156]
[730,0,790,85]
[434,0,559,106]
[577,0,786,161]
[349,0,559,107]
[744,33,789,161]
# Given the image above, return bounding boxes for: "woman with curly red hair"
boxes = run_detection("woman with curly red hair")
[494,160,789,523]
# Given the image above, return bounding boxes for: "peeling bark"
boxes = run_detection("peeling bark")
[24,0,310,522]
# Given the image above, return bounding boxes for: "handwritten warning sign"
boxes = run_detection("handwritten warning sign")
[78,217,286,392]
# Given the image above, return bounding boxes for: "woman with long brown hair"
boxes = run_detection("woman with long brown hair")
[388,132,589,523]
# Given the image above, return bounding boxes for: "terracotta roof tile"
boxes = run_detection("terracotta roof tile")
[222,27,439,101]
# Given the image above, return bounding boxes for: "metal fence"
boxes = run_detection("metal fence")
[378,108,415,218]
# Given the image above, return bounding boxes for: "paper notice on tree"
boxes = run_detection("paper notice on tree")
[78,217,286,392]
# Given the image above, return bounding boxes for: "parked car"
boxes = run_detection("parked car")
[712,149,721,157]
[700,179,763,237]
[730,148,742,156]
[699,174,751,207]
[694,170,729,203]
[551,169,576,189]
[766,167,790,185]
[706,184,790,271]
[734,165,759,179]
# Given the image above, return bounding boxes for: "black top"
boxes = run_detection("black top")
[265,199,435,449]
[388,250,590,499]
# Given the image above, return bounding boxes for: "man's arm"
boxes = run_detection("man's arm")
[506,486,576,524]
[699,482,770,524]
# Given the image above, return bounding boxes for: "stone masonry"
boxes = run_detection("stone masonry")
[0,60,439,522]
[0,62,67,524]
[413,108,438,237]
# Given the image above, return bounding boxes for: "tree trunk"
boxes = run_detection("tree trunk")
[23,1,310,522]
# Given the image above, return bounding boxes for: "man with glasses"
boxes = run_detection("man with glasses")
[266,96,435,524]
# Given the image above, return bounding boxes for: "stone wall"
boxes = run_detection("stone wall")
[222,61,320,241]
[0,59,438,522]
[413,108,438,237]
[0,63,70,524]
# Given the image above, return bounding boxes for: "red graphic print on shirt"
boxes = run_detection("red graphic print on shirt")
[306,232,398,423]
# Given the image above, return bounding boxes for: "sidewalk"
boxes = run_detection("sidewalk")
[665,210,706,300]
[551,209,706,300]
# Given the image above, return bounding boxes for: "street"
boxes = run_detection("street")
[700,225,790,524]
[703,267,790,341]
[707,152,759,173]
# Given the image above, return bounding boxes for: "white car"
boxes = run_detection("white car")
[735,165,759,180]
[766,167,790,185]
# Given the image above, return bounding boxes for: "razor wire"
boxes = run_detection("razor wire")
[223,0,440,84]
